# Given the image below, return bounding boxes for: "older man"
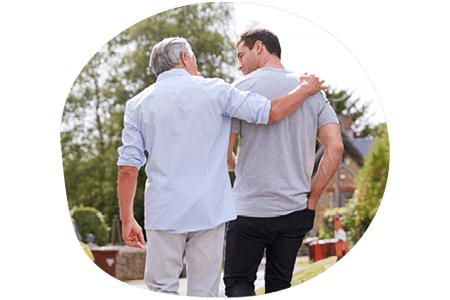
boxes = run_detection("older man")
[117,37,326,297]
[224,29,344,296]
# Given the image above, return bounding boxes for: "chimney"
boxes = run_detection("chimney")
[337,113,353,139]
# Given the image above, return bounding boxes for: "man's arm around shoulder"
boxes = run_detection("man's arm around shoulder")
[268,74,326,124]
[307,123,344,210]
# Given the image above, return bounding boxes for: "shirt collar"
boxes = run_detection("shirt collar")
[157,69,191,82]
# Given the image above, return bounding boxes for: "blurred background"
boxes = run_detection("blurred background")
[61,3,388,262]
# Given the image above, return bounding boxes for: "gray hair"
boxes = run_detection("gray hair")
[149,37,194,76]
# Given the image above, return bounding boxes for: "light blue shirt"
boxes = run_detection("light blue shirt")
[117,69,271,233]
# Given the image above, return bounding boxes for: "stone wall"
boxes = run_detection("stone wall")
[91,245,146,281]
[115,247,146,281]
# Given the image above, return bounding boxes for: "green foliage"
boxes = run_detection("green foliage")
[72,206,110,246]
[255,256,337,295]
[317,217,336,240]
[61,3,236,232]
[323,124,390,243]
[290,256,337,286]
[325,89,382,138]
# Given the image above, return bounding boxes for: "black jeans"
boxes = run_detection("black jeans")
[223,209,315,297]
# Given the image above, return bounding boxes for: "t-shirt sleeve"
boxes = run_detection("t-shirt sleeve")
[317,91,339,130]
[230,118,241,134]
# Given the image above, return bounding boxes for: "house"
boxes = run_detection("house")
[310,114,374,233]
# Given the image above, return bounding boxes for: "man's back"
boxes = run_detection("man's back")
[119,69,271,232]
[231,68,338,217]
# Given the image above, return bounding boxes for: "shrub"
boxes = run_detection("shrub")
[72,206,110,246]
[322,124,389,244]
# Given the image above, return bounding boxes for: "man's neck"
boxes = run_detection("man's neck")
[259,54,284,70]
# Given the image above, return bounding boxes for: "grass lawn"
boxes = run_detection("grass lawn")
[255,256,338,295]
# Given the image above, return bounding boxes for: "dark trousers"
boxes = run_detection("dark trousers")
[223,209,315,297]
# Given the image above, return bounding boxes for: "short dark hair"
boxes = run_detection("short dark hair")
[236,29,281,59]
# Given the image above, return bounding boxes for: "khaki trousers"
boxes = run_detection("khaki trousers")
[144,223,225,297]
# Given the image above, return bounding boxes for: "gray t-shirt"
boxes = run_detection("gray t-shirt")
[231,68,339,217]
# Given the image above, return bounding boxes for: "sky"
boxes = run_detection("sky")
[231,3,385,126]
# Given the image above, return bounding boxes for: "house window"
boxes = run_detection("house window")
[341,192,354,205]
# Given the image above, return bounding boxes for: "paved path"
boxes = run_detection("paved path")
[126,256,307,297]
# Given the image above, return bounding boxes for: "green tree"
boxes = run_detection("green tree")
[321,124,390,244]
[349,124,389,230]
[61,3,236,232]
[325,89,383,138]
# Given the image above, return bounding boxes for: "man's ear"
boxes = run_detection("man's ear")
[254,41,264,54]
[180,52,189,66]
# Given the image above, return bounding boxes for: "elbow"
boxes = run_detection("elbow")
[325,141,344,162]
[267,101,281,124]
[268,110,280,124]
[118,166,139,179]
[333,141,344,160]
[268,114,276,124]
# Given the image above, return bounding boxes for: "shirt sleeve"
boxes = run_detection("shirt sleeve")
[317,91,339,130]
[222,84,271,125]
[117,102,147,170]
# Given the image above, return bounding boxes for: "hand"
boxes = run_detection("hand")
[306,197,318,211]
[300,73,327,95]
[228,152,236,172]
[121,218,145,249]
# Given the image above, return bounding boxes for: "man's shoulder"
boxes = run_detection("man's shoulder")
[125,85,156,108]
[148,75,229,97]
[309,90,329,104]
[233,68,298,88]
[182,75,232,94]
[193,75,227,86]
[232,73,254,87]
[232,68,265,86]
[233,69,299,101]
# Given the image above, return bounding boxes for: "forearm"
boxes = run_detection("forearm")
[227,133,238,172]
[268,85,311,124]
[308,144,344,210]
[118,166,139,222]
